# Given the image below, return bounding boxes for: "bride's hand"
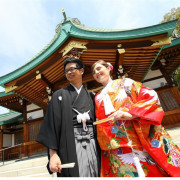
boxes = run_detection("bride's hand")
[108,110,137,121]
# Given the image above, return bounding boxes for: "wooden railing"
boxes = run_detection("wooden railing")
[157,86,180,127]
[0,143,22,165]
[0,141,46,166]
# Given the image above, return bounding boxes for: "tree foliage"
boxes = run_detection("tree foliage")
[161,7,180,91]
[161,7,180,38]
[173,66,180,91]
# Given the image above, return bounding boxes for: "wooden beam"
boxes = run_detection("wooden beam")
[164,108,180,116]
[53,73,94,90]
[123,62,152,65]
[154,85,171,91]
[89,86,103,92]
[158,60,173,86]
[126,50,159,53]
[6,52,63,88]
[164,122,180,129]
[36,73,51,88]
[117,49,125,66]
[19,81,46,101]
[125,53,157,57]
[123,57,155,60]
[143,75,164,83]
[81,52,115,56]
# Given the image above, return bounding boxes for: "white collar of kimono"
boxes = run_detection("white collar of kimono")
[71,84,83,94]
[71,84,89,132]
[96,80,115,115]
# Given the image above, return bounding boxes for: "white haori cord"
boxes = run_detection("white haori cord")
[121,121,145,177]
[73,108,90,131]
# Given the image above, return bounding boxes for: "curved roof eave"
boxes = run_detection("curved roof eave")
[0,24,71,87]
[0,91,14,98]
[162,38,180,50]
[70,19,177,40]
[0,19,178,87]
[0,111,23,125]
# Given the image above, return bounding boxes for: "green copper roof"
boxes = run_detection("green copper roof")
[0,18,178,87]
[0,111,23,125]
[162,38,180,49]
[69,19,177,40]
[0,91,14,98]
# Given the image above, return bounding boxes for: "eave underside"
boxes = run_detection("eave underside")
[153,44,180,75]
[3,34,172,109]
[0,94,23,112]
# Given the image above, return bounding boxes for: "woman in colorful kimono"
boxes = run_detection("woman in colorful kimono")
[91,60,180,177]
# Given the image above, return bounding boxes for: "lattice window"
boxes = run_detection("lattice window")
[15,132,23,145]
[158,90,179,111]
[29,122,42,141]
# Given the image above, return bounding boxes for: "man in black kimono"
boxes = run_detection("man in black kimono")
[36,57,100,177]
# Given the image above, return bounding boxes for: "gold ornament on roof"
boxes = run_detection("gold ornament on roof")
[60,40,87,57]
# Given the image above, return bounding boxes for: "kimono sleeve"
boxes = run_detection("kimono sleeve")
[128,81,164,125]
[36,91,61,150]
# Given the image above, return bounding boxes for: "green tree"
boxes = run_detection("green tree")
[173,66,180,91]
[161,7,180,38]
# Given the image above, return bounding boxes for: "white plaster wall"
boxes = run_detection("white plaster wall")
[143,69,167,89]
[144,69,162,80]
[26,103,41,111]
[143,78,167,89]
[3,134,12,147]
[27,109,44,120]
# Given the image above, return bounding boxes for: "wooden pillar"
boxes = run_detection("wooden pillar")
[115,48,125,78]
[23,99,28,143]
[0,130,3,150]
[23,123,29,157]
[23,99,27,123]
[22,99,29,157]
[23,123,29,143]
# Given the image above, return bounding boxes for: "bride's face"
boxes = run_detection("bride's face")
[92,63,111,86]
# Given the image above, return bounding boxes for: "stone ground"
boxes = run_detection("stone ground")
[166,126,180,147]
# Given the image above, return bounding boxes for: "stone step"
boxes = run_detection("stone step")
[166,126,180,147]
[23,172,55,177]
[0,165,49,177]
[0,156,48,171]
[0,155,52,177]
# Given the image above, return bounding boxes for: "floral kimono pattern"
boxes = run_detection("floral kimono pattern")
[94,78,180,177]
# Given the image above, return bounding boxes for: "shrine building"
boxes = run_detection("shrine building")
[0,12,179,160]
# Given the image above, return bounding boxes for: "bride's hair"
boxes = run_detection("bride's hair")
[91,60,113,75]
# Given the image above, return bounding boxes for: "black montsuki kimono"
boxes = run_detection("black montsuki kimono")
[36,84,100,177]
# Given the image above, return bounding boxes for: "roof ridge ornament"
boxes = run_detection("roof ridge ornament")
[62,9,67,22]
[55,9,83,34]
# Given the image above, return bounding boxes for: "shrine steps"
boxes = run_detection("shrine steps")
[0,155,55,177]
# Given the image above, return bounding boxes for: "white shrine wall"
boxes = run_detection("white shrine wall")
[3,134,12,147]
[142,69,167,89]
[26,103,44,121]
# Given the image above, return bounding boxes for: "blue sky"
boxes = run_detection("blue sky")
[0,0,179,114]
